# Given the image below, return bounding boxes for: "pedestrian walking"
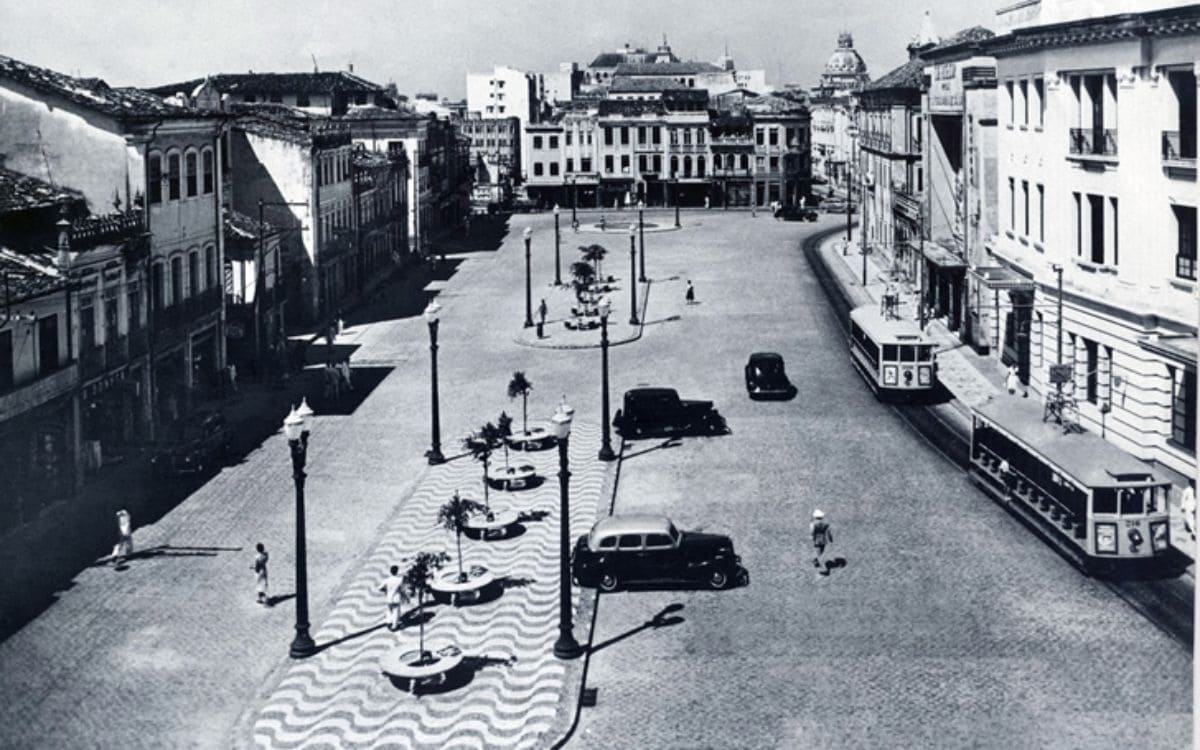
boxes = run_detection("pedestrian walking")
[253,543,270,605]
[227,364,239,394]
[324,362,341,400]
[338,359,354,391]
[810,509,832,574]
[380,565,405,631]
[538,298,548,325]
[685,280,695,305]
[704,196,710,210]
[111,509,134,565]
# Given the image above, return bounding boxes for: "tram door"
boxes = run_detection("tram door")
[1003,290,1033,384]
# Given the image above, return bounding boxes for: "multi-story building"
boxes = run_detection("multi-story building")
[222,208,283,374]
[919,27,998,346]
[0,55,227,446]
[810,33,871,192]
[984,0,1198,483]
[745,93,812,208]
[149,68,390,116]
[459,114,521,205]
[584,41,680,91]
[542,63,583,105]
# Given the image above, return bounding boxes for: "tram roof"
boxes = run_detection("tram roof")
[974,398,1162,488]
[849,306,930,344]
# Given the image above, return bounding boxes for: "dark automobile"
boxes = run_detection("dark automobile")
[572,513,742,591]
[509,197,538,213]
[612,387,725,437]
[150,410,232,476]
[820,199,858,215]
[745,352,795,399]
[774,205,819,222]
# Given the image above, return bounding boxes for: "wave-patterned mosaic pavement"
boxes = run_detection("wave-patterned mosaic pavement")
[252,421,609,749]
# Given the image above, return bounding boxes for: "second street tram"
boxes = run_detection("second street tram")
[848,305,938,399]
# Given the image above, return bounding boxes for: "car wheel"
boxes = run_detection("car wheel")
[599,572,619,592]
[708,569,729,590]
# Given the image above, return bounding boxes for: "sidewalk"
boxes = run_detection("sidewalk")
[814,233,1196,568]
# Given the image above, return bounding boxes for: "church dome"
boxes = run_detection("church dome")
[823,32,867,77]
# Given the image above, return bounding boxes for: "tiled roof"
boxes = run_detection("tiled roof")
[230,104,350,145]
[744,94,808,115]
[336,104,426,122]
[922,26,996,60]
[0,247,63,303]
[147,71,384,98]
[614,62,722,76]
[590,53,628,68]
[0,168,82,213]
[0,54,196,121]
[597,100,668,117]
[609,76,689,93]
[862,58,925,92]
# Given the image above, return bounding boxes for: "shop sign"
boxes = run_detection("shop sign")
[929,63,964,113]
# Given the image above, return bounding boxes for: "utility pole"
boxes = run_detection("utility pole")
[1053,263,1064,401]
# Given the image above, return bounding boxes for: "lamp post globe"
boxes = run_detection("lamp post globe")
[522,227,534,328]
[424,300,445,465]
[550,402,583,659]
[283,405,316,659]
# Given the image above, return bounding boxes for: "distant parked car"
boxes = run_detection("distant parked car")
[774,205,819,222]
[612,387,725,437]
[745,352,795,399]
[821,200,857,215]
[509,197,538,213]
[572,513,743,591]
[150,410,232,476]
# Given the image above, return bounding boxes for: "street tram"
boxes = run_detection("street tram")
[847,305,938,399]
[969,398,1173,570]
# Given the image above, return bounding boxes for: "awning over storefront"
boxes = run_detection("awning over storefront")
[921,243,967,269]
[1138,333,1198,367]
[971,265,1035,291]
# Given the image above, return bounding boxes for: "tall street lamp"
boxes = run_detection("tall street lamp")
[284,400,317,658]
[597,296,615,462]
[1052,263,1064,403]
[846,121,860,256]
[550,401,583,659]
[672,176,681,229]
[424,301,444,465]
[570,176,578,226]
[523,226,534,328]
[627,225,639,325]
[637,200,646,282]
[553,204,562,286]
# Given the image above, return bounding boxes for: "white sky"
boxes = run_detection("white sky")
[2,1,995,97]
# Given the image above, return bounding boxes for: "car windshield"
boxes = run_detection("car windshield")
[754,359,782,373]
[668,523,680,544]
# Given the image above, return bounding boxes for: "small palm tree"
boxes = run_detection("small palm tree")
[507,372,533,434]
[496,411,513,469]
[464,422,504,511]
[571,261,596,303]
[580,243,607,281]
[437,492,485,582]
[401,551,451,663]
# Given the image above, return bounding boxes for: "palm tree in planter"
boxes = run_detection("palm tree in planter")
[464,421,504,512]
[580,243,608,284]
[496,411,514,469]
[570,261,596,307]
[437,492,485,582]
[507,372,533,435]
[401,551,451,665]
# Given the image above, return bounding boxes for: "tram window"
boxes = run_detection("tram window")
[1119,488,1145,515]
[900,345,917,362]
[1093,489,1117,515]
[918,346,933,362]
[883,344,899,362]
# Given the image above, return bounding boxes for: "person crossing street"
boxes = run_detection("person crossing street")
[810,510,833,574]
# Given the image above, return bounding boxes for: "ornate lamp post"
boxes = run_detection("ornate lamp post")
[284,400,317,658]
[424,301,444,465]
[570,176,578,226]
[550,401,583,659]
[628,225,639,325]
[523,226,534,328]
[597,296,615,462]
[553,204,562,286]
[846,121,860,274]
[637,200,646,282]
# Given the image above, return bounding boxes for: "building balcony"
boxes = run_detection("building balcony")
[1162,130,1197,178]
[893,189,922,221]
[78,336,130,380]
[1068,128,1118,161]
[860,132,892,152]
[0,362,78,421]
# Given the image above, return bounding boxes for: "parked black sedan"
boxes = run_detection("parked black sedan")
[150,410,232,476]
[612,387,726,437]
[745,352,795,399]
[774,205,819,222]
[572,513,744,592]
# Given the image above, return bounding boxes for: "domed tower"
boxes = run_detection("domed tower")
[818,32,870,93]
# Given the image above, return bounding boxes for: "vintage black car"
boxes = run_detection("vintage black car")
[774,205,819,222]
[745,352,795,399]
[612,387,725,437]
[150,410,233,476]
[572,514,742,591]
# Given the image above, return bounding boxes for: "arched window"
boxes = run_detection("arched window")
[202,148,214,194]
[188,251,201,297]
[170,256,183,304]
[151,261,165,310]
[697,156,706,178]
[739,154,749,171]
[167,151,181,200]
[670,156,678,178]
[148,152,163,204]
[683,156,692,178]
[185,150,198,197]
[205,245,216,289]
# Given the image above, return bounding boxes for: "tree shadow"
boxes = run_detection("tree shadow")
[398,653,518,696]
[589,603,685,655]
[496,575,536,591]
[464,523,527,542]
[487,475,546,492]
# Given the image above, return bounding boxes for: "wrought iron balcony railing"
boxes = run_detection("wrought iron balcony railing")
[1068,128,1118,158]
[1162,130,1197,163]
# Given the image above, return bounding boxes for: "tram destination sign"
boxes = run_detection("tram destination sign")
[1048,364,1073,384]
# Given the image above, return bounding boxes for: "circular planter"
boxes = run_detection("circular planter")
[429,566,496,606]
[486,463,537,490]
[507,426,555,451]
[463,508,520,539]
[564,318,600,331]
[380,641,464,692]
